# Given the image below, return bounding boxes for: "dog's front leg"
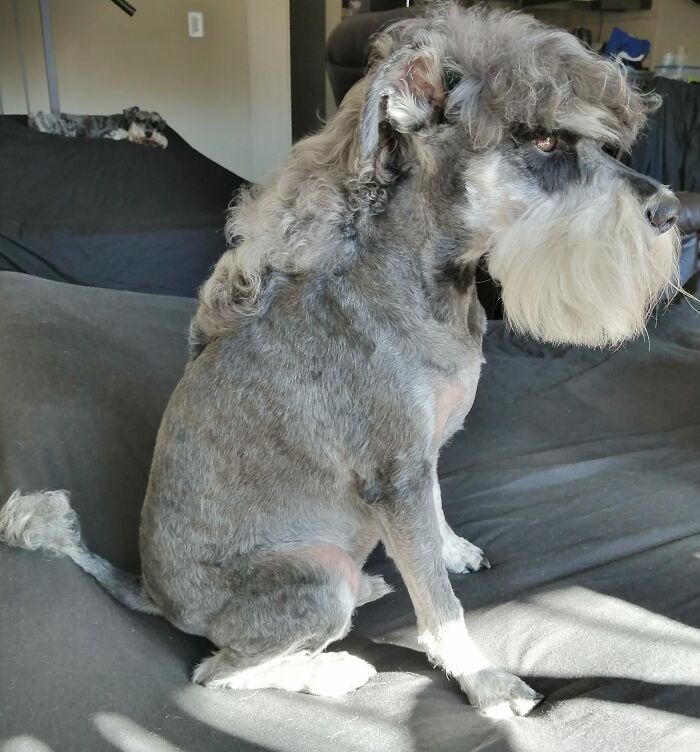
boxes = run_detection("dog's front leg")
[378,468,542,717]
[432,476,491,574]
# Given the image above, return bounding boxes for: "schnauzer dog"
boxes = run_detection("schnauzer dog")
[1,5,680,717]
[29,106,168,148]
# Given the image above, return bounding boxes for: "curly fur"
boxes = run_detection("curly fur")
[190,3,661,354]
[363,3,656,153]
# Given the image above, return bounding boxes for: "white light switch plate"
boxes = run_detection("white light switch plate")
[188,12,204,38]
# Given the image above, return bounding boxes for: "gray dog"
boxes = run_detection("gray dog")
[0,5,680,718]
[28,106,168,148]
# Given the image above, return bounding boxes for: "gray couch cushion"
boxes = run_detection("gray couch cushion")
[1,271,699,751]
[0,115,248,298]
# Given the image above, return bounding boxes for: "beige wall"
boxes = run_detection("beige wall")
[246,0,292,182]
[654,0,700,67]
[528,5,659,63]
[0,0,50,113]
[529,0,700,69]
[0,0,296,181]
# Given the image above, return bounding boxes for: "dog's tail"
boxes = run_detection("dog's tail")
[0,489,161,615]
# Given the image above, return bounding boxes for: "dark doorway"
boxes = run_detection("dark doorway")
[290,0,328,142]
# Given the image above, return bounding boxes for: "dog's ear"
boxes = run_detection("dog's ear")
[360,47,445,159]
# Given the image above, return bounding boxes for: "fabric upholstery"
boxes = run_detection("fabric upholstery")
[1,272,699,751]
[0,116,248,297]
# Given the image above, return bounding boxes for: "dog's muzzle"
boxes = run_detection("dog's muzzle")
[486,169,681,348]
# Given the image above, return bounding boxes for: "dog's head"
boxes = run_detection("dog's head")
[122,106,167,137]
[358,4,679,347]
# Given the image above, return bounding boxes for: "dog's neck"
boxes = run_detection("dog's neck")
[359,157,481,310]
[340,166,485,365]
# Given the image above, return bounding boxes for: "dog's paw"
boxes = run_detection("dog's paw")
[305,652,377,697]
[442,535,490,574]
[193,649,376,697]
[461,669,543,718]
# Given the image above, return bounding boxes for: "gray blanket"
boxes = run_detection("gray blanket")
[1,272,698,752]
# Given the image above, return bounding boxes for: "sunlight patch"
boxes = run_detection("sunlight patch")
[1,737,54,752]
[175,681,409,752]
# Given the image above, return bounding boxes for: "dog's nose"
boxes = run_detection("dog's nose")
[645,194,680,235]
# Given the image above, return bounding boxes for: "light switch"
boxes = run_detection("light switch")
[188,12,204,38]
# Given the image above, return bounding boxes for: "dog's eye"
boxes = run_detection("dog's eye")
[532,136,558,152]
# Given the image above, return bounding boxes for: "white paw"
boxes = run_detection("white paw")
[442,535,490,574]
[305,652,377,697]
[193,650,376,697]
[461,669,543,718]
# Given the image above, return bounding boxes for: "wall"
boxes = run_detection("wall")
[654,0,700,67]
[0,0,296,181]
[527,0,700,69]
[527,5,659,64]
[0,0,49,113]
[246,0,292,182]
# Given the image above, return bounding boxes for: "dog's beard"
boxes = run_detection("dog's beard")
[486,186,680,348]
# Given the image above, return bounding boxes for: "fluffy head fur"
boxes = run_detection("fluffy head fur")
[362,4,656,154]
[191,2,678,351]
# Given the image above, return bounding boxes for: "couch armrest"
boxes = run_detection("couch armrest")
[677,192,700,235]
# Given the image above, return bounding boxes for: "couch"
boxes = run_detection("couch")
[0,115,247,297]
[1,272,699,752]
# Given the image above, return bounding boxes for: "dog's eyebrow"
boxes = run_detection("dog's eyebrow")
[509,125,582,143]
[509,124,550,142]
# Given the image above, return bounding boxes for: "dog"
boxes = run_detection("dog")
[28,106,168,148]
[0,5,680,718]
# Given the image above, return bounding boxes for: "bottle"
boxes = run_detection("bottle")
[657,52,675,80]
[676,46,687,80]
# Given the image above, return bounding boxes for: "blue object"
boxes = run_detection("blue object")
[605,27,651,62]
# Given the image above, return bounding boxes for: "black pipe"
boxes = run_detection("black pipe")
[109,0,136,16]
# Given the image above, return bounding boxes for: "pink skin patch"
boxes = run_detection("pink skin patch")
[433,380,469,450]
[290,544,361,597]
